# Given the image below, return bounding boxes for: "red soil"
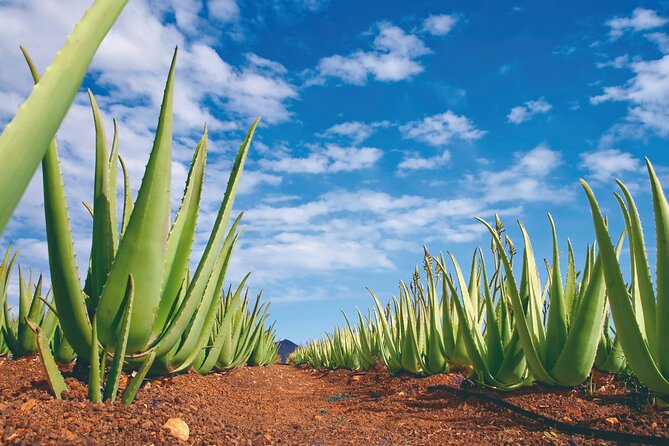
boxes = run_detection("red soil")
[0,356,667,445]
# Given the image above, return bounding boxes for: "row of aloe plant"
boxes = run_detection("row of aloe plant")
[291,160,667,402]
[0,0,278,405]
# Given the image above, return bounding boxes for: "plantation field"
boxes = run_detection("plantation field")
[0,356,667,445]
[4,2,669,445]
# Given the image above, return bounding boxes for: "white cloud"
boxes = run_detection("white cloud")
[312,22,430,85]
[399,111,485,146]
[237,232,395,272]
[0,0,297,130]
[318,120,390,144]
[507,98,552,124]
[473,145,572,204]
[592,55,669,137]
[579,149,641,183]
[259,144,382,174]
[607,8,668,39]
[596,55,630,69]
[646,32,669,53]
[208,0,240,22]
[222,179,536,291]
[398,150,451,171]
[422,14,458,36]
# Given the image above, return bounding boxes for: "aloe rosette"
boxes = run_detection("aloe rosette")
[439,246,530,390]
[478,214,609,387]
[582,159,669,397]
[194,285,270,373]
[0,246,59,358]
[22,44,260,403]
[248,323,280,367]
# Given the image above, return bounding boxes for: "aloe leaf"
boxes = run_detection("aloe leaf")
[517,222,547,356]
[152,128,208,339]
[40,295,59,341]
[613,193,647,335]
[581,179,669,395]
[121,350,155,406]
[88,314,102,403]
[551,252,606,385]
[616,178,657,353]
[437,258,456,357]
[481,257,504,374]
[399,286,423,374]
[0,0,129,234]
[26,318,67,399]
[424,262,446,374]
[21,47,91,358]
[88,91,116,308]
[646,159,669,378]
[564,241,577,322]
[103,276,134,401]
[108,118,120,251]
[369,290,400,362]
[18,275,45,354]
[167,231,244,372]
[150,120,259,357]
[544,214,567,371]
[53,328,77,365]
[119,155,133,237]
[14,267,29,352]
[96,49,177,352]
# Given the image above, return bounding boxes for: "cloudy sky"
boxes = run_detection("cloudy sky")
[1,0,668,343]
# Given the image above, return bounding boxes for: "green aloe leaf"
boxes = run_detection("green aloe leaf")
[616,178,657,355]
[0,0,129,234]
[544,214,567,371]
[581,178,669,395]
[88,314,102,403]
[150,119,259,357]
[21,47,91,358]
[119,155,133,237]
[642,160,669,378]
[88,91,116,308]
[26,318,68,399]
[104,276,135,402]
[96,48,178,353]
[152,128,208,339]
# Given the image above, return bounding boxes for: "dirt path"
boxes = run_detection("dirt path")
[0,356,667,445]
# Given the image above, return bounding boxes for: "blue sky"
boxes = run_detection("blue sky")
[1,0,669,343]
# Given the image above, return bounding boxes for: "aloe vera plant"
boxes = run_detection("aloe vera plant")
[0,246,59,358]
[0,0,128,235]
[248,323,280,367]
[438,244,530,390]
[582,159,669,397]
[21,44,260,403]
[192,284,270,373]
[295,212,625,389]
[478,214,610,387]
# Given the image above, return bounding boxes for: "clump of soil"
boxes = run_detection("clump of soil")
[0,356,667,445]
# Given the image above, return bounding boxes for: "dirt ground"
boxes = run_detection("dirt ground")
[0,356,667,445]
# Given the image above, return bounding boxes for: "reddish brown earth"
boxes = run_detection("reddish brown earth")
[0,356,668,445]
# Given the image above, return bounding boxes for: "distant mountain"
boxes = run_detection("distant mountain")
[276,339,298,363]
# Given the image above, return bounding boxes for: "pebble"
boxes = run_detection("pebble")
[20,399,37,412]
[163,417,189,441]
